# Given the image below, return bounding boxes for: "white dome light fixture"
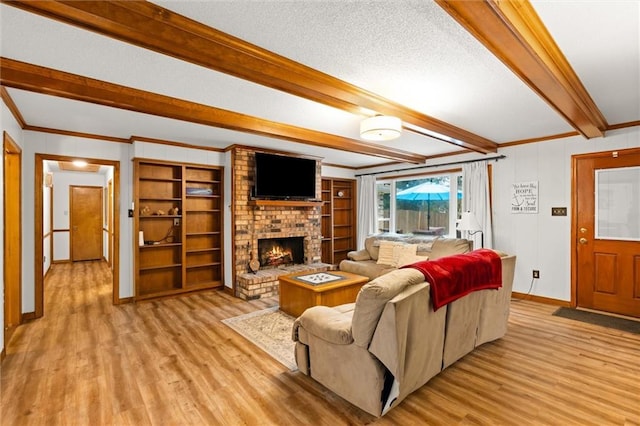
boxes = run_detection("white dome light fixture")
[360,115,402,141]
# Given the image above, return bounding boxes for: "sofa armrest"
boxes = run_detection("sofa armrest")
[347,249,371,261]
[294,305,354,345]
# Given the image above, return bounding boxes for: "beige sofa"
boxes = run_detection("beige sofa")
[339,234,472,280]
[293,251,516,417]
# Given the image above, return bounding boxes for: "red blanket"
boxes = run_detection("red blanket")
[403,249,502,311]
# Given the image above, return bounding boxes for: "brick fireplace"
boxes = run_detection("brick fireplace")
[232,148,328,300]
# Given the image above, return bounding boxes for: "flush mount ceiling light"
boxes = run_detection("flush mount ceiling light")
[72,160,88,167]
[360,115,402,141]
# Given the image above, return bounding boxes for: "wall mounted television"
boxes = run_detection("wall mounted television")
[254,152,317,200]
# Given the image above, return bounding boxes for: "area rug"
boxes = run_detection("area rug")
[222,306,297,371]
[553,307,640,334]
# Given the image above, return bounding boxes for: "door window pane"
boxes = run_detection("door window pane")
[595,166,640,240]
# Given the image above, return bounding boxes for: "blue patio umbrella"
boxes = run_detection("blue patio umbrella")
[396,182,453,201]
[396,182,460,229]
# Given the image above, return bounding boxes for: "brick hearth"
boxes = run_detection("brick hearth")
[237,263,332,300]
[232,148,327,300]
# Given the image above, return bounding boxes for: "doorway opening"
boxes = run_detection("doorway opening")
[35,154,121,318]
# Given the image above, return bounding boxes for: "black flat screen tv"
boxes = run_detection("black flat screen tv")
[254,152,317,200]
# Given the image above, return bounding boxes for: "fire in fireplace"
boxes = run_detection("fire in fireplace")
[258,237,304,268]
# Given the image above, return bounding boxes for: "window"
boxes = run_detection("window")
[376,172,462,236]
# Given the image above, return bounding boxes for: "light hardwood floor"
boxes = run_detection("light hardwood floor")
[2,261,639,425]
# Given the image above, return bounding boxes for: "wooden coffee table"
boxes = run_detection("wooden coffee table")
[279,270,369,317]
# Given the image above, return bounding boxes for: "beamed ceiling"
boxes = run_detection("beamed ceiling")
[1,0,638,168]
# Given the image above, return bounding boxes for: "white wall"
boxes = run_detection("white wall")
[51,171,108,261]
[321,164,356,180]
[1,101,25,355]
[132,141,225,165]
[492,127,639,301]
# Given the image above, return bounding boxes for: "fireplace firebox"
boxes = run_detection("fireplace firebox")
[258,237,304,268]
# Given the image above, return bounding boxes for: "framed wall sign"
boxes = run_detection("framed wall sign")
[511,181,538,214]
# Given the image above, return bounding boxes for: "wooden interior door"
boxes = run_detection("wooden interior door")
[3,132,22,346]
[70,186,103,261]
[574,148,640,318]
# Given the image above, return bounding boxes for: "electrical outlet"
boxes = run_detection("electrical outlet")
[533,270,540,279]
[174,218,180,226]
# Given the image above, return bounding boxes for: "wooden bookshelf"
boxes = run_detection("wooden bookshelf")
[320,178,357,265]
[134,159,223,300]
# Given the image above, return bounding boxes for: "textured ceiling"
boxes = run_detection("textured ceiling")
[156,0,570,141]
[1,1,638,168]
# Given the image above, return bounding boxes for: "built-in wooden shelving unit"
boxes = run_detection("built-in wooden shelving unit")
[320,178,357,265]
[134,159,223,300]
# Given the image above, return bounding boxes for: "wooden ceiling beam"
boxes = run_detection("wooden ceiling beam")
[436,0,607,139]
[0,58,426,164]
[1,86,27,128]
[3,0,497,153]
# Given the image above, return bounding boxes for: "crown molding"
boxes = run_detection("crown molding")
[24,125,130,144]
[607,120,640,131]
[131,136,225,153]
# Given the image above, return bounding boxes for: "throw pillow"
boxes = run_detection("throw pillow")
[392,244,418,267]
[376,241,400,266]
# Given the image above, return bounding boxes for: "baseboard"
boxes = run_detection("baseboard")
[223,286,235,297]
[52,259,70,264]
[116,297,134,305]
[511,292,571,307]
[21,312,37,321]
[1,347,5,362]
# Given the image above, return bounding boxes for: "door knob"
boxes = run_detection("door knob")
[579,237,588,244]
